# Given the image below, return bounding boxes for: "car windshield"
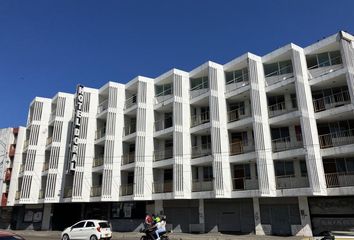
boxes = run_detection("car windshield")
[99,222,110,228]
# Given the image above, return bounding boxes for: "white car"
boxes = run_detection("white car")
[61,219,112,240]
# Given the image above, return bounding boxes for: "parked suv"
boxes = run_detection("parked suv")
[61,220,112,240]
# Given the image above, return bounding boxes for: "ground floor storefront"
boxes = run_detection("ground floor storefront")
[4,196,354,237]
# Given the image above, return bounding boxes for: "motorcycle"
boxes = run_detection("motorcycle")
[140,224,169,240]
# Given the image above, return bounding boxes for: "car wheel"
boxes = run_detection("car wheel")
[62,234,70,240]
[89,235,98,240]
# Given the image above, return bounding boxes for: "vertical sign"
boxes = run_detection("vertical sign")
[69,84,84,172]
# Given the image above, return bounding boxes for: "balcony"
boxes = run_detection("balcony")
[49,110,56,123]
[272,135,303,152]
[97,100,108,114]
[38,189,44,199]
[232,177,259,191]
[124,95,137,110]
[228,107,250,122]
[154,147,173,161]
[124,123,136,136]
[190,82,209,99]
[155,116,173,131]
[265,64,294,86]
[90,186,102,197]
[92,156,104,167]
[120,184,134,196]
[9,145,16,157]
[191,112,210,127]
[42,162,49,172]
[15,191,21,200]
[225,72,249,93]
[19,165,24,174]
[268,101,297,118]
[191,143,212,159]
[122,152,135,165]
[192,180,213,192]
[308,55,343,79]
[229,141,255,156]
[155,87,173,104]
[325,172,354,188]
[46,137,53,146]
[276,175,310,189]
[313,90,351,113]
[95,128,106,141]
[23,140,29,150]
[319,129,354,149]
[153,181,173,193]
[63,187,72,198]
[1,193,7,207]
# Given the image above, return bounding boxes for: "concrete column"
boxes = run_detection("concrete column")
[249,54,276,196]
[41,204,52,230]
[288,125,297,143]
[284,93,293,110]
[291,47,327,195]
[339,32,354,104]
[154,200,163,215]
[294,160,302,178]
[209,63,232,198]
[297,197,313,237]
[253,198,265,235]
[244,99,251,116]
[198,199,205,233]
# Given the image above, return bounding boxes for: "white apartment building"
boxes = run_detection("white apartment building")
[6,31,354,236]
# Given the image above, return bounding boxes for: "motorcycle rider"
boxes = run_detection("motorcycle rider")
[154,215,166,240]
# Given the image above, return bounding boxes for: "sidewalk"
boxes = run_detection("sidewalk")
[9,230,307,240]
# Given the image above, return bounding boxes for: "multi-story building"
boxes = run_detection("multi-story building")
[6,31,354,236]
[0,127,26,228]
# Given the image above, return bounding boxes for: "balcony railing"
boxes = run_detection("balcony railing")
[63,187,72,198]
[154,147,173,161]
[38,189,44,199]
[313,90,351,112]
[229,141,255,156]
[155,116,173,131]
[124,95,137,109]
[90,186,102,197]
[325,172,354,188]
[232,177,259,191]
[225,72,249,93]
[192,180,213,192]
[268,101,297,117]
[97,100,108,114]
[191,143,212,159]
[122,152,135,165]
[190,82,209,99]
[155,88,173,104]
[120,184,134,196]
[191,112,210,127]
[319,129,354,149]
[124,123,136,136]
[92,156,104,167]
[276,175,310,189]
[228,107,249,122]
[46,137,53,146]
[272,135,303,152]
[42,162,49,172]
[308,56,343,79]
[153,181,173,193]
[265,65,294,86]
[15,191,21,200]
[95,128,106,140]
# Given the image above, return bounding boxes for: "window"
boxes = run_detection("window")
[225,67,248,84]
[111,202,146,219]
[264,60,293,77]
[201,135,211,148]
[291,94,297,109]
[306,51,342,69]
[99,222,110,228]
[275,161,294,176]
[155,83,172,97]
[190,76,209,90]
[268,95,285,107]
[300,160,308,177]
[203,166,213,181]
[85,221,95,227]
[72,221,86,229]
[271,127,290,140]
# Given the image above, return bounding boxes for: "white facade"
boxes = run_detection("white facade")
[8,31,354,236]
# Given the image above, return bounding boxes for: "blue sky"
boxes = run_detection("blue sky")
[0,0,354,128]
